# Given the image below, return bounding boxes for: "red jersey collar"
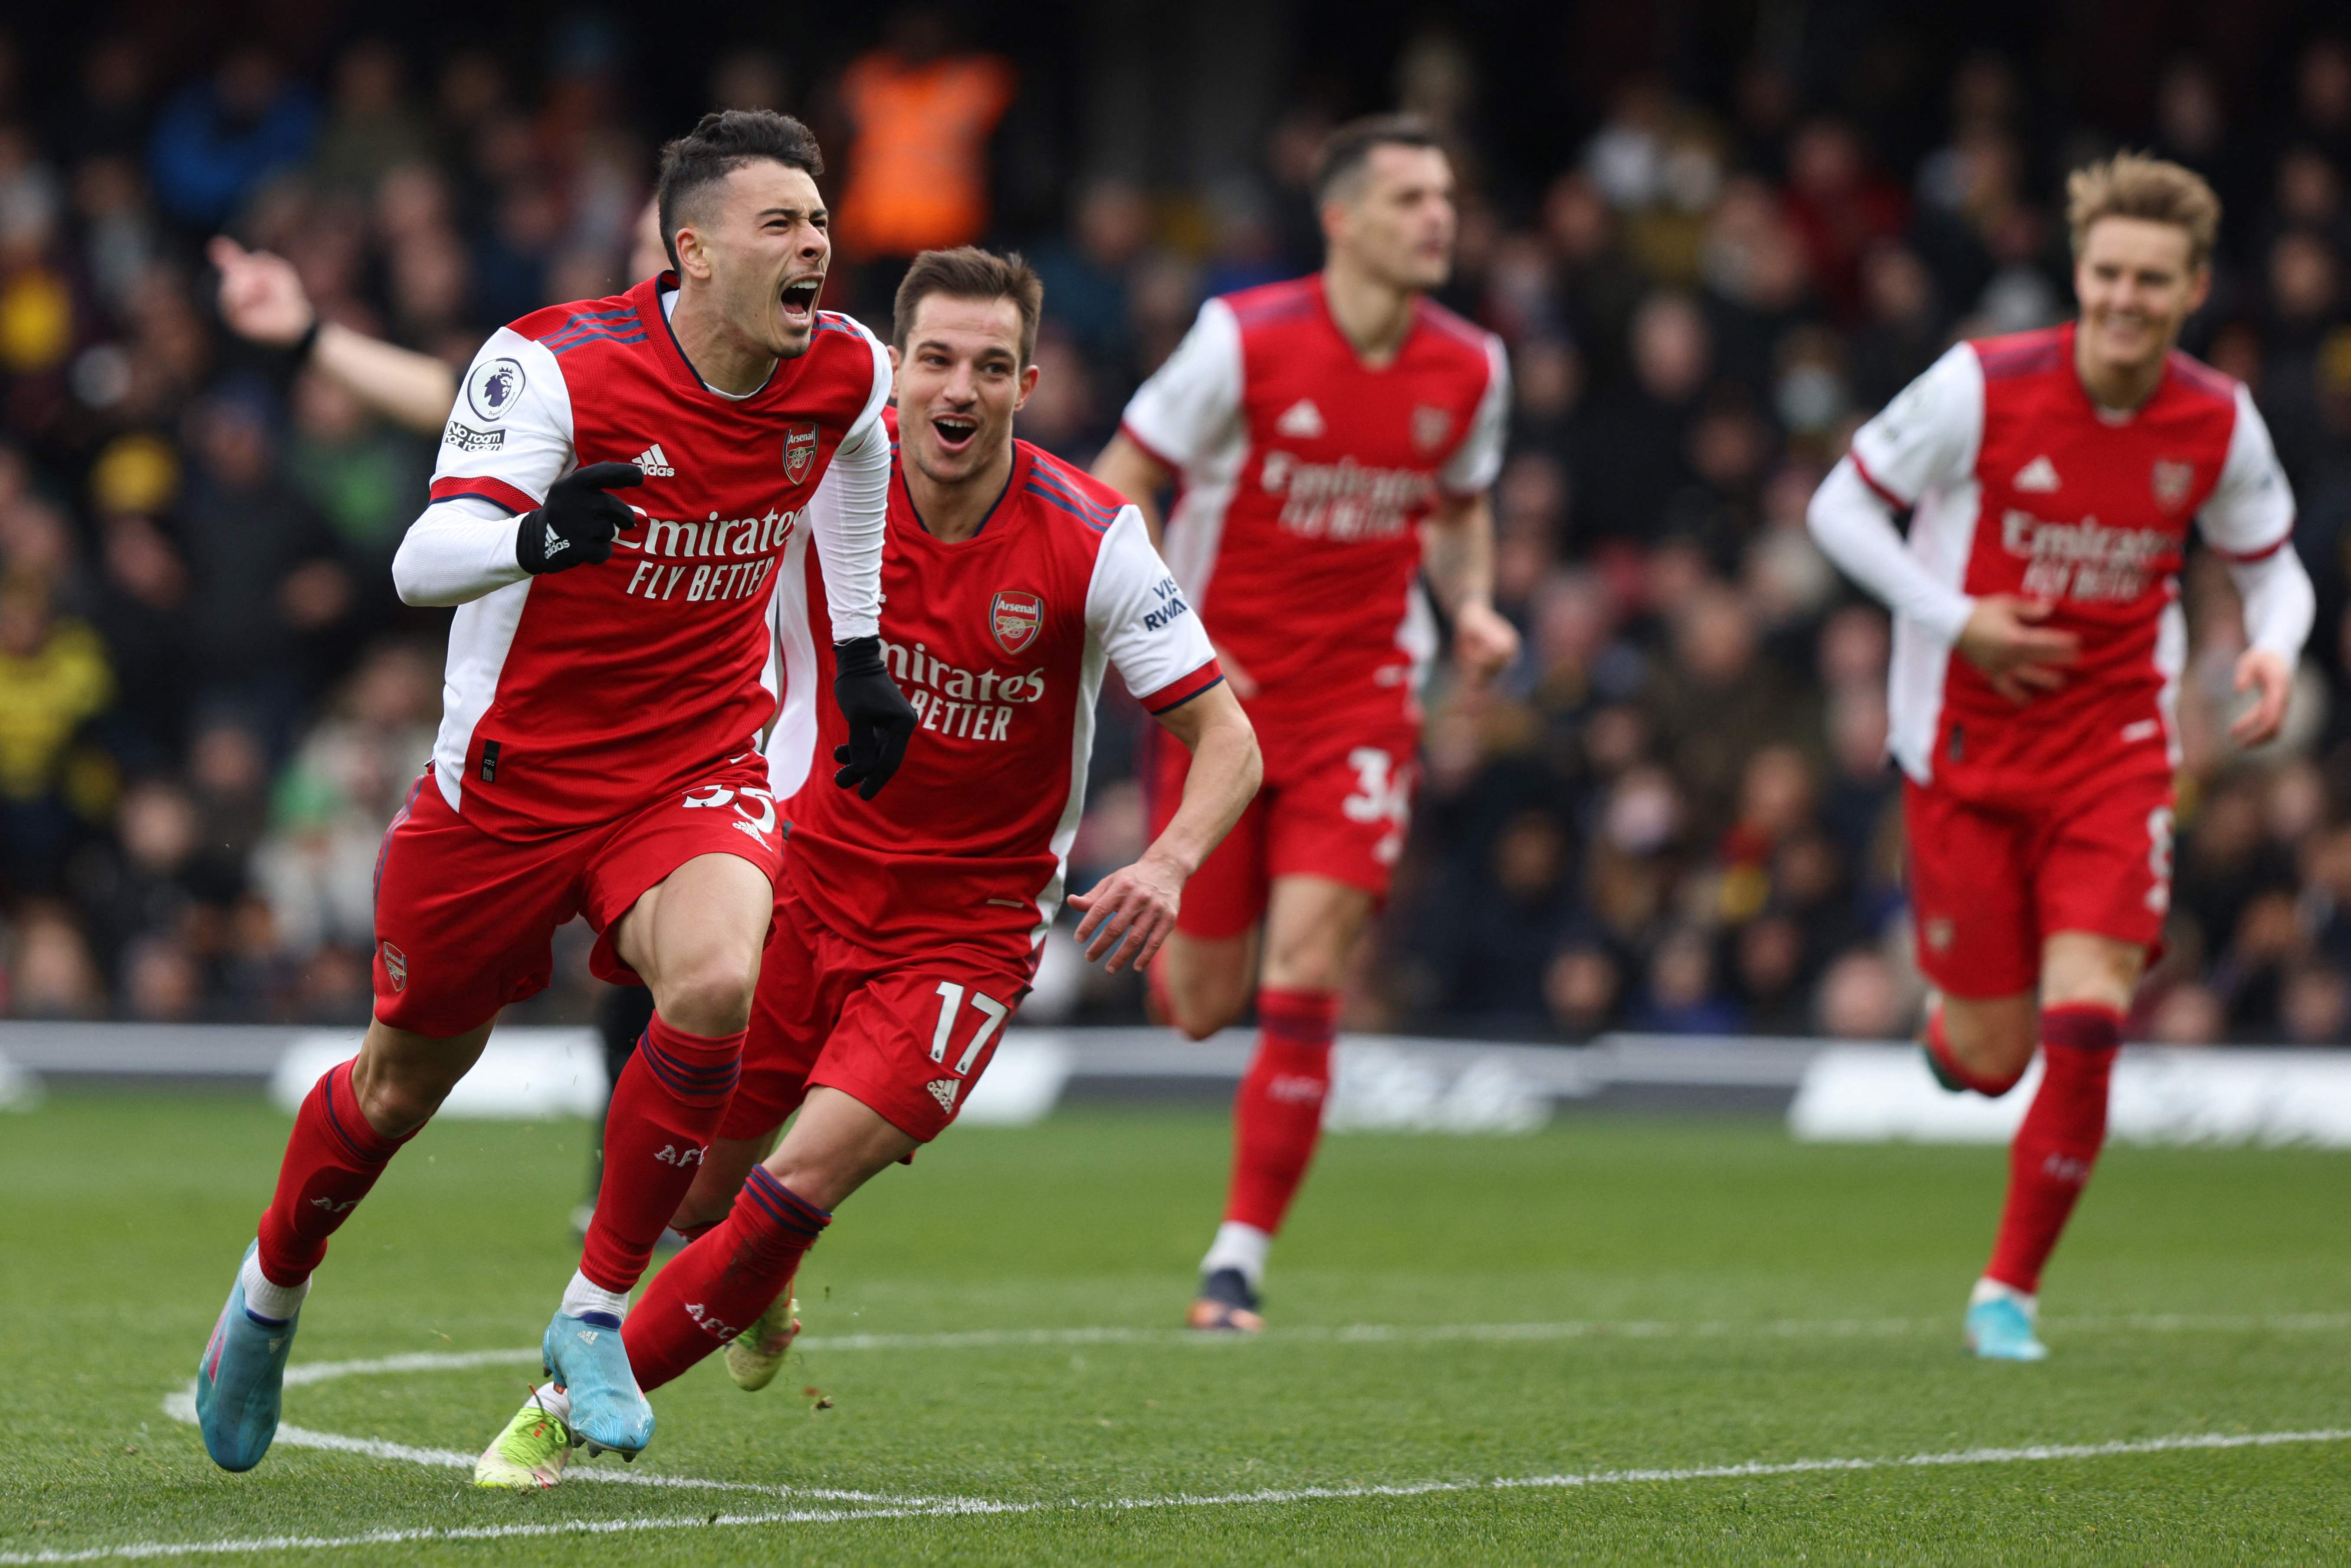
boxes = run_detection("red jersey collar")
[636,272,810,407]
[894,437,1033,545]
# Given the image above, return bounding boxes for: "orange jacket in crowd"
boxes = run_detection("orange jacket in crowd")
[836,49,1016,258]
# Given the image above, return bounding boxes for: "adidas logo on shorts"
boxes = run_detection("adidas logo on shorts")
[635,442,676,477]
[926,1078,960,1112]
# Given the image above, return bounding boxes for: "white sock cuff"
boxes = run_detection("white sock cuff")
[1201,1221,1272,1290]
[1971,1276,2036,1314]
[560,1270,632,1324]
[240,1250,310,1323]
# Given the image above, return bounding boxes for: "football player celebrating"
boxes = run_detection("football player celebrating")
[1091,114,1517,1331]
[1806,153,2315,1360]
[473,247,1261,1485]
[195,111,917,1471]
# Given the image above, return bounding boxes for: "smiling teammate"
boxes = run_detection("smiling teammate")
[195,111,919,1472]
[1092,114,1517,1331]
[472,247,1261,1485]
[1806,153,2315,1360]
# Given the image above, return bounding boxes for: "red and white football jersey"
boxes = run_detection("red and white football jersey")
[423,275,889,840]
[766,437,1221,971]
[1116,274,1508,722]
[1849,322,2294,796]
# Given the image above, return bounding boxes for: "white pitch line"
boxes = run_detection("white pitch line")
[14,1425,2350,1564]
[254,1312,2351,1371]
[157,1391,940,1509]
[790,1309,2351,1353]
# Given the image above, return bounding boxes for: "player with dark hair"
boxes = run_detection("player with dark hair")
[194,110,917,1472]
[1807,152,2315,1359]
[475,247,1261,1485]
[1093,113,1517,1331]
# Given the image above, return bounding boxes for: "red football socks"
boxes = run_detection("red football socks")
[1924,1005,2029,1096]
[579,1013,745,1295]
[1222,988,1340,1235]
[255,1058,411,1287]
[1984,1004,2122,1295]
[623,1166,828,1393]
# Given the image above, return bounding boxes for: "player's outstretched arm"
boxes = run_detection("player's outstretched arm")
[1422,491,1519,686]
[1070,682,1260,973]
[210,237,458,436]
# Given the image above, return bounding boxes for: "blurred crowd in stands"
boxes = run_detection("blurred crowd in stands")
[2,10,2350,1045]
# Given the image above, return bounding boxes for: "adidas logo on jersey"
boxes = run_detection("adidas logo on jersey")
[927,1078,960,1112]
[2013,455,2061,492]
[635,443,676,477]
[1276,398,1326,438]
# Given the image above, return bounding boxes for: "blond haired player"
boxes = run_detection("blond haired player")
[1806,154,2314,1360]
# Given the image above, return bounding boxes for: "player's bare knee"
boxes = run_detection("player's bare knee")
[655,958,759,1037]
[353,1068,450,1139]
[1942,997,2037,1083]
[1168,992,1242,1042]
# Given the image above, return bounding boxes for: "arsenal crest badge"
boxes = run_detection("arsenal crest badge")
[783,423,819,483]
[1411,404,1452,453]
[2151,459,2194,512]
[990,589,1043,656]
[380,941,408,992]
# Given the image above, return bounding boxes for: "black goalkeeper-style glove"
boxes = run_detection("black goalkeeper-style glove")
[515,461,644,574]
[831,635,917,800]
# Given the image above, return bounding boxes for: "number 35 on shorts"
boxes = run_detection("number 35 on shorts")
[681,781,778,850]
[1341,747,1413,867]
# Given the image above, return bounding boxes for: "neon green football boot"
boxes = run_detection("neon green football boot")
[722,1295,801,1392]
[474,1385,574,1489]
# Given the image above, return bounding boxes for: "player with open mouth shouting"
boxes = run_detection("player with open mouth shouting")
[196,110,917,1472]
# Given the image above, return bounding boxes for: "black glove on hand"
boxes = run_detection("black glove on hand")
[831,635,917,800]
[515,461,643,574]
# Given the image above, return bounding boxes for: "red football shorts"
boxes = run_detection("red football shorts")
[1904,767,2175,998]
[1146,702,1418,940]
[370,756,782,1037]
[720,882,1030,1145]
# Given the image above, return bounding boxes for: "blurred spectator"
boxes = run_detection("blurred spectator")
[7,901,104,1017]
[147,46,318,228]
[1816,948,1907,1039]
[834,5,1014,318]
[0,574,112,894]
[310,41,430,197]
[1032,180,1148,381]
[174,391,353,737]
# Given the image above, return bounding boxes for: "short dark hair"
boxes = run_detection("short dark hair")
[892,246,1046,367]
[654,109,825,273]
[1312,112,1446,205]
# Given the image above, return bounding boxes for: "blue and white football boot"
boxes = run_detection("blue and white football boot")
[542,1311,653,1458]
[194,1243,302,1471]
[1963,1283,2049,1362]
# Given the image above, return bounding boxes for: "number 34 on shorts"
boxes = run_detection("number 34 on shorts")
[1340,746,1412,868]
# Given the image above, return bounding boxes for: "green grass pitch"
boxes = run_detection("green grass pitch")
[4,1089,2348,1565]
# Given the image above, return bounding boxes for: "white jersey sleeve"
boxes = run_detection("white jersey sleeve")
[1087,506,1219,709]
[1439,333,1512,495]
[807,322,893,643]
[1846,342,1985,507]
[1118,297,1244,469]
[394,328,575,606]
[430,328,576,511]
[2199,384,2297,560]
